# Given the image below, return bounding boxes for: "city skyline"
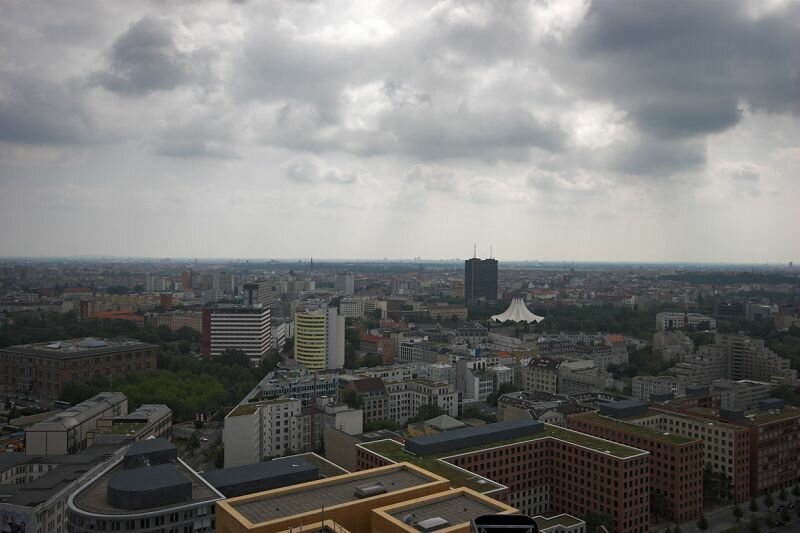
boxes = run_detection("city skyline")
[1,1,798,262]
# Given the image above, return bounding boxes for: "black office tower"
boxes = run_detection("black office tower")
[464,258,498,302]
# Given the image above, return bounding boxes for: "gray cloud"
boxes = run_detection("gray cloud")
[153,139,240,160]
[285,157,357,185]
[608,137,707,177]
[563,0,800,141]
[0,73,95,145]
[0,0,798,261]
[92,16,213,95]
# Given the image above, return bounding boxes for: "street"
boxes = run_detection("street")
[652,492,800,533]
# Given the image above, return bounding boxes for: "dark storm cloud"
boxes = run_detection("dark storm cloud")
[92,16,213,95]
[565,0,800,140]
[0,73,95,145]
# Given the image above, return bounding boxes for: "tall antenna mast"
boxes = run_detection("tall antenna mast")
[490,244,493,259]
[473,244,476,258]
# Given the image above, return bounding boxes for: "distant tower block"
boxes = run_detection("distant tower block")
[464,256,498,303]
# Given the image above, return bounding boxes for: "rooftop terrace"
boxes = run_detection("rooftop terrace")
[572,412,697,445]
[360,424,644,492]
[687,406,800,426]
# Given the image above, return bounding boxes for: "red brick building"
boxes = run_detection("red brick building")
[356,421,651,533]
[567,411,704,523]
[0,338,157,399]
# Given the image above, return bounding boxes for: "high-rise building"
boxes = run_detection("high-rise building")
[334,271,355,295]
[464,257,498,302]
[202,304,272,361]
[242,281,279,307]
[294,307,344,370]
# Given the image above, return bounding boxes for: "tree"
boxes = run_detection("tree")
[763,491,774,512]
[409,404,444,423]
[733,504,743,523]
[749,498,759,515]
[341,388,363,409]
[747,517,759,533]
[780,509,790,523]
[650,491,670,523]
[584,512,614,533]
[486,382,521,407]
[216,348,250,367]
[186,432,200,453]
[672,526,682,533]
[696,515,709,533]
[703,464,732,505]
[793,483,800,501]
[779,487,788,504]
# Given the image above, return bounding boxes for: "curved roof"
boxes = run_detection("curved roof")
[491,297,544,324]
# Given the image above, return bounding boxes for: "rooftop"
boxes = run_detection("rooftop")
[29,392,127,431]
[71,458,221,516]
[570,412,698,445]
[383,490,511,528]
[360,425,644,492]
[228,465,438,525]
[688,405,800,426]
[0,338,157,359]
[0,443,123,508]
[534,514,584,530]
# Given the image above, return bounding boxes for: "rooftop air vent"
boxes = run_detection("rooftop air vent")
[416,517,450,532]
[354,482,387,499]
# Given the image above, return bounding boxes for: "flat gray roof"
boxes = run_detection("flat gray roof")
[73,460,220,515]
[387,494,500,527]
[0,338,157,359]
[232,468,432,525]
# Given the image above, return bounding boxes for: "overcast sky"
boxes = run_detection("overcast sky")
[0,0,798,263]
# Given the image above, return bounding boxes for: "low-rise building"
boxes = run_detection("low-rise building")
[523,358,561,393]
[632,376,686,401]
[656,312,717,331]
[26,392,128,455]
[68,439,222,533]
[0,443,125,533]
[215,462,452,533]
[0,338,157,399]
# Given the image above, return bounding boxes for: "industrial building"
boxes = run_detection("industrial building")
[26,392,128,455]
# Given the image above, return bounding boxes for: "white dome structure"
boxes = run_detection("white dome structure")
[491,297,544,324]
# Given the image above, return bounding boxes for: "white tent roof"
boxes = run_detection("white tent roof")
[491,297,544,324]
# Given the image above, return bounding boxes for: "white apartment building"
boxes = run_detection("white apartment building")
[338,297,377,319]
[334,272,355,296]
[384,379,458,425]
[271,320,286,353]
[223,397,361,467]
[207,304,272,361]
[711,379,773,410]
[656,312,717,331]
[632,375,687,401]
[717,334,797,384]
